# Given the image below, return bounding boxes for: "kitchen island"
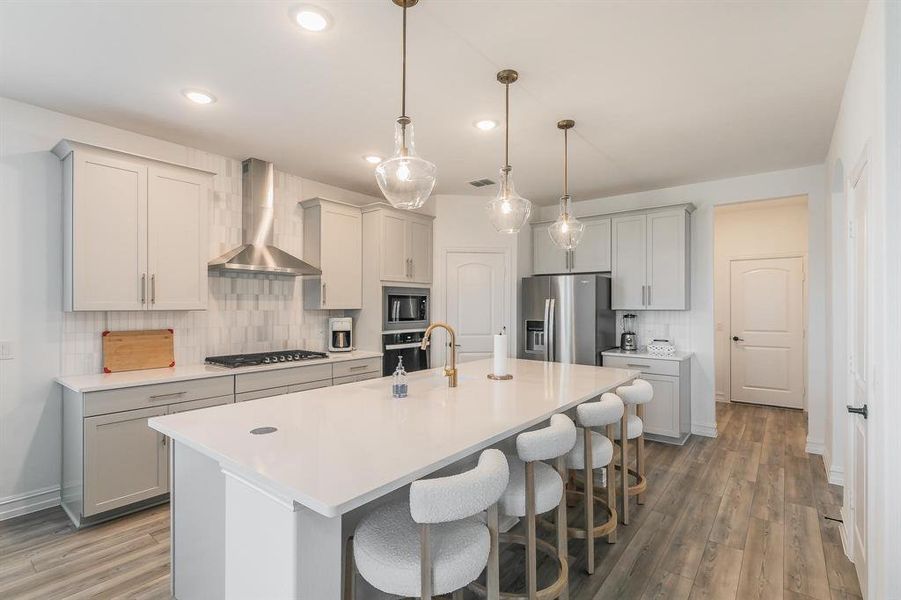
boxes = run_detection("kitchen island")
[149,358,638,600]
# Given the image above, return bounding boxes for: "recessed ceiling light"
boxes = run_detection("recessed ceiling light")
[475,119,498,131]
[294,6,330,32]
[182,89,216,105]
[363,155,383,164]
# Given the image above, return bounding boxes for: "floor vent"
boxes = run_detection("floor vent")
[468,178,496,188]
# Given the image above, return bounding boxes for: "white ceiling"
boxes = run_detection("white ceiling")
[0,1,866,205]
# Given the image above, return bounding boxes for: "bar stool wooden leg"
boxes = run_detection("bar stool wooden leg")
[605,424,617,544]
[420,524,432,600]
[636,405,646,506]
[453,590,464,600]
[525,461,537,600]
[620,411,630,525]
[343,537,355,600]
[555,456,570,600]
[583,426,595,574]
[487,504,500,600]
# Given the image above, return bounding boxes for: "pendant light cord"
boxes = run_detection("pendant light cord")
[401,1,407,119]
[504,82,510,170]
[563,128,568,197]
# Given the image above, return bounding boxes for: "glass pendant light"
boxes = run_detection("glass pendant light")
[374,0,436,210]
[548,119,585,250]
[487,69,532,233]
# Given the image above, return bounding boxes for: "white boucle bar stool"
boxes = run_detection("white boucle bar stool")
[552,392,624,574]
[613,379,654,525]
[349,449,509,600]
[472,414,576,600]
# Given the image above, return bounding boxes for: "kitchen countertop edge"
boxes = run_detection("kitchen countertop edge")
[56,350,384,393]
[601,348,693,362]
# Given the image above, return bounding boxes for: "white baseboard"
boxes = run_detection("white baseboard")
[0,485,61,521]
[828,464,845,487]
[805,439,826,455]
[691,422,718,438]
[840,505,853,561]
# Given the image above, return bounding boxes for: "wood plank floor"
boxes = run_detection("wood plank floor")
[0,402,860,600]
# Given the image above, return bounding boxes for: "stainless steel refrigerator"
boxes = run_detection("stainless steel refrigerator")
[519,274,617,366]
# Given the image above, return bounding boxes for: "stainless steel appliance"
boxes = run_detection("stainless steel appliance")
[205,349,328,368]
[518,274,616,365]
[382,330,430,376]
[328,317,353,352]
[620,313,639,351]
[383,287,430,331]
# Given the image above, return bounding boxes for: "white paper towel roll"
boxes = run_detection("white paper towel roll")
[493,334,508,376]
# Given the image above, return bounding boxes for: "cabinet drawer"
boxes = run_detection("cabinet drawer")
[84,376,234,417]
[288,379,332,393]
[168,394,233,414]
[332,358,380,378]
[235,364,333,394]
[334,372,380,386]
[235,387,288,403]
[602,355,680,376]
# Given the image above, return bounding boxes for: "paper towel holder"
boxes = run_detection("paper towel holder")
[487,373,513,381]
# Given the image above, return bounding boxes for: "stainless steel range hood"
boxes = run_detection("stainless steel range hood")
[208,158,321,276]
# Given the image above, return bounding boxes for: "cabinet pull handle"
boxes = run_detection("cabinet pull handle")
[647,285,651,306]
[141,273,146,304]
[148,391,186,401]
[161,435,167,447]
[151,274,156,304]
[641,285,646,306]
[348,365,368,371]
[322,282,327,305]
[626,363,652,369]
[410,258,414,278]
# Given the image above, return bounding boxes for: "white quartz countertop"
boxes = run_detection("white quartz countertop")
[149,358,638,518]
[602,347,693,362]
[56,350,383,393]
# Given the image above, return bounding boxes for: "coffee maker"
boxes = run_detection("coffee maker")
[620,313,639,352]
[328,317,353,352]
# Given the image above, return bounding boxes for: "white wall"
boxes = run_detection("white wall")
[0,97,375,519]
[823,1,899,596]
[713,196,809,403]
[535,165,827,442]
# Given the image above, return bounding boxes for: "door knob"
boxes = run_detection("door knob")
[846,404,868,419]
[732,336,744,342]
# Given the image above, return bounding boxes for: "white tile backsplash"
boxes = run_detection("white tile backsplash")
[615,310,691,352]
[61,153,335,376]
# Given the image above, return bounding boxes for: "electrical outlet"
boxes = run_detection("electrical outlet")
[0,340,14,360]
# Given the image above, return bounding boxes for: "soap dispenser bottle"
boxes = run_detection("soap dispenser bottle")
[392,357,408,398]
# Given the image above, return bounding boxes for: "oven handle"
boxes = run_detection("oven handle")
[384,342,424,350]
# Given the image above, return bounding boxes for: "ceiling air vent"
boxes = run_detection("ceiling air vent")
[468,178,496,188]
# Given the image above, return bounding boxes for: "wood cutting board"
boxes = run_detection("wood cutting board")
[102,329,175,373]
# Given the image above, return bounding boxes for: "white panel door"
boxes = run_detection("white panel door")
[83,406,168,517]
[847,163,868,595]
[532,223,568,274]
[571,217,611,273]
[729,257,804,408]
[147,165,208,310]
[611,214,647,309]
[646,210,686,309]
[445,251,508,363]
[641,374,680,438]
[73,151,147,310]
[407,218,433,284]
[380,213,408,281]
[320,208,362,309]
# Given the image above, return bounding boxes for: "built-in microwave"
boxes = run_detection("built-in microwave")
[383,287,430,331]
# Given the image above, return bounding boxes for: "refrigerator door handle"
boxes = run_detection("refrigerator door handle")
[543,298,551,361]
[545,298,557,362]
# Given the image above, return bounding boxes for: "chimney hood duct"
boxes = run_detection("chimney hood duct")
[208,158,321,276]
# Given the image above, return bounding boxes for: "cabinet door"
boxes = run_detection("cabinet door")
[147,165,209,310]
[532,223,568,274]
[72,151,147,310]
[83,406,168,517]
[407,218,433,284]
[380,213,409,281]
[320,208,362,308]
[640,374,681,438]
[571,217,611,273]
[646,210,688,310]
[611,215,647,309]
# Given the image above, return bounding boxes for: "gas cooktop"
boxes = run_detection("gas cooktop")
[205,350,328,368]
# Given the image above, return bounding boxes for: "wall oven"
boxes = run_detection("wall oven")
[383,287,430,331]
[382,331,430,376]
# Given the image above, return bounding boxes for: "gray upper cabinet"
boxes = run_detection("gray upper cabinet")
[363,206,434,284]
[301,198,363,310]
[531,222,569,275]
[611,206,692,310]
[533,216,612,275]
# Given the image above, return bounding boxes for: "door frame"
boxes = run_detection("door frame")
[724,251,808,408]
[842,148,871,595]
[436,247,513,365]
